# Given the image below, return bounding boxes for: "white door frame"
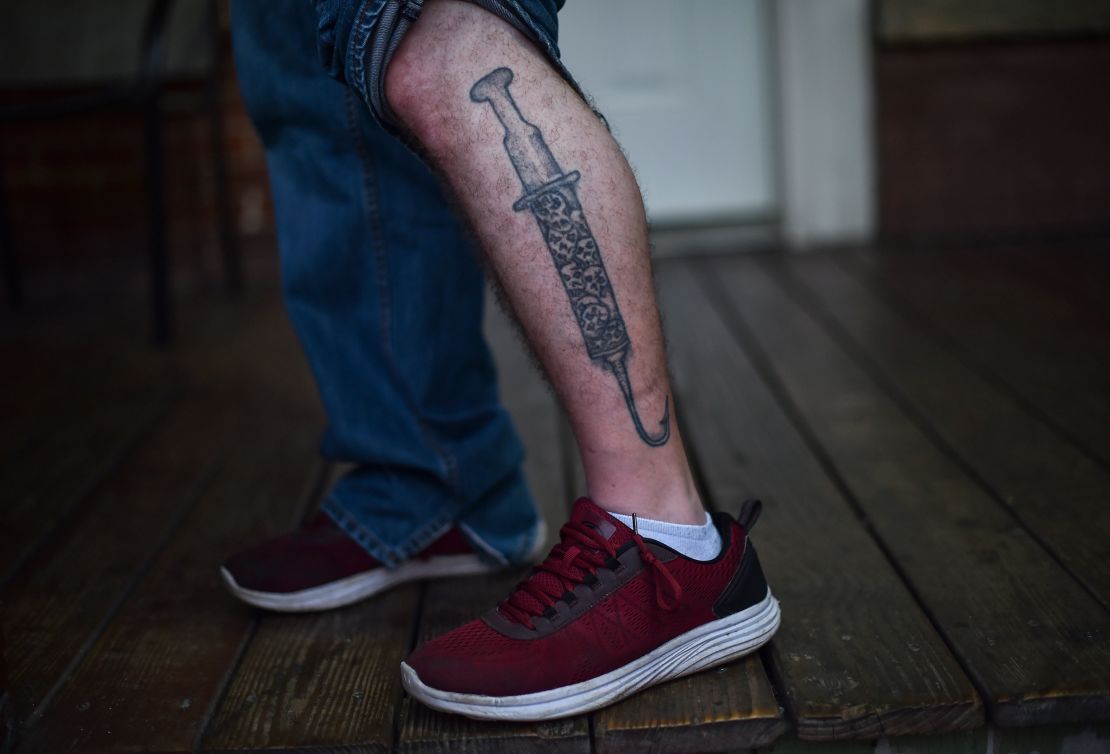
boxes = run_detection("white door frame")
[772,0,876,250]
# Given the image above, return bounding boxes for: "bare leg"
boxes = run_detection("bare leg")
[386,0,703,524]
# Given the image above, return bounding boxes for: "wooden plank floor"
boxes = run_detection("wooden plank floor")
[3,248,1110,754]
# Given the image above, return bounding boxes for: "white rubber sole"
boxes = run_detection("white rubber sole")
[220,554,495,612]
[401,589,781,721]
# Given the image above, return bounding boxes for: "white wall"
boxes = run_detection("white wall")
[558,0,777,226]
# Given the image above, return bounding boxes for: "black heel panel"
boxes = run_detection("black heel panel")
[712,540,769,618]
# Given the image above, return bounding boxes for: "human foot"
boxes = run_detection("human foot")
[401,497,779,720]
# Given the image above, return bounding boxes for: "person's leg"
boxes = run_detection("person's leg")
[227,0,541,572]
[384,0,704,525]
[292,0,778,717]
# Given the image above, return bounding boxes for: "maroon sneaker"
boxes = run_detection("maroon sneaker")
[401,497,780,720]
[220,513,502,612]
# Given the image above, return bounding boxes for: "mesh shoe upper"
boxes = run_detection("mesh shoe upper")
[405,498,754,697]
[222,513,474,594]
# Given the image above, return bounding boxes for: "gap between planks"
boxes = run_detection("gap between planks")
[661,259,980,741]
[778,253,1110,611]
[698,253,1110,728]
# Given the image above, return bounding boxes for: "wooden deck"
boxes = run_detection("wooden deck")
[3,247,1110,753]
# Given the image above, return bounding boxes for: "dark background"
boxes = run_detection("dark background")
[0,0,1108,312]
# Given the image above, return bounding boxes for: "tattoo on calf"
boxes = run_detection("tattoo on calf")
[470,66,670,447]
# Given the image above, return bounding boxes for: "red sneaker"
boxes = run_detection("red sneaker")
[401,497,780,720]
[220,513,499,612]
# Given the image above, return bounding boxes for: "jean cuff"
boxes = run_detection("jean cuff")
[344,0,418,133]
[322,493,456,569]
[461,515,547,566]
[340,0,591,134]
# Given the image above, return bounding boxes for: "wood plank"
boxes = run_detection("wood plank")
[0,626,12,753]
[841,250,1110,465]
[17,414,322,753]
[595,657,784,754]
[1,390,235,727]
[783,254,1110,606]
[0,382,173,585]
[202,588,420,754]
[1,293,319,730]
[0,334,149,461]
[0,290,223,467]
[991,722,1110,754]
[750,722,1110,753]
[999,245,1110,326]
[0,287,300,484]
[753,728,984,754]
[396,302,589,754]
[647,261,978,742]
[16,306,324,753]
[705,253,1110,727]
[0,317,179,585]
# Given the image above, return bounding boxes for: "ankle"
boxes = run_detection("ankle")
[586,460,705,525]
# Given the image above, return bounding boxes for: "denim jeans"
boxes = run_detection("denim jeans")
[229,0,566,568]
[311,0,571,131]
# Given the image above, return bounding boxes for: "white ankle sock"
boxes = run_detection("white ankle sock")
[608,510,722,561]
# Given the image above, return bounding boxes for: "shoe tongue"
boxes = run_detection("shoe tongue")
[569,497,634,548]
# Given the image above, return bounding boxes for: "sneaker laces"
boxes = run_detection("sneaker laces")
[499,518,683,629]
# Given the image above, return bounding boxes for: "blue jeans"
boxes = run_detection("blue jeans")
[310,0,572,131]
[229,0,565,568]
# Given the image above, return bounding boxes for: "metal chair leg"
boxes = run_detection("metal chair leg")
[144,92,172,345]
[207,0,242,299]
[208,85,242,298]
[0,173,23,310]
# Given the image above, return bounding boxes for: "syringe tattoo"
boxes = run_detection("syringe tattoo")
[470,66,670,447]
